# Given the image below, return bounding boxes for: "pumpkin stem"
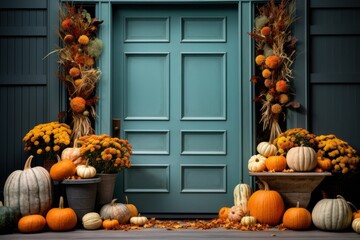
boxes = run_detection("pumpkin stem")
[24,155,34,170]
[111,199,117,205]
[56,154,61,162]
[347,201,358,211]
[59,196,65,209]
[74,138,78,147]
[125,196,129,204]
[0,201,3,207]
[260,180,270,191]
[296,201,300,208]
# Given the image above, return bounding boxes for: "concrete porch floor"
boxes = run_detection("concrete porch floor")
[2,228,359,240]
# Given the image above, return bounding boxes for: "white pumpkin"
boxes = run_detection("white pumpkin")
[130,214,148,226]
[256,142,277,157]
[312,195,352,231]
[352,218,360,233]
[233,183,252,214]
[61,139,86,166]
[248,154,267,172]
[286,146,317,171]
[82,212,103,230]
[241,215,257,225]
[76,161,97,179]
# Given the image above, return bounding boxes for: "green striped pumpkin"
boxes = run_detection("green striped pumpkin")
[4,155,53,216]
[233,183,252,214]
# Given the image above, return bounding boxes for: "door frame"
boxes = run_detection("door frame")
[63,0,305,186]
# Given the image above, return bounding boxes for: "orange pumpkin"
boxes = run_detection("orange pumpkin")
[218,207,230,220]
[18,214,46,233]
[317,158,332,171]
[46,196,77,231]
[265,155,287,172]
[102,219,119,230]
[248,181,285,226]
[125,196,139,219]
[282,202,312,230]
[50,156,76,181]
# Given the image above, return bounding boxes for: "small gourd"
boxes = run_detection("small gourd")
[102,219,119,230]
[241,215,257,226]
[76,160,97,179]
[17,214,46,233]
[352,218,360,233]
[256,142,277,157]
[82,212,103,230]
[100,199,131,224]
[233,183,252,214]
[50,155,76,181]
[248,154,267,172]
[130,214,148,226]
[286,146,317,171]
[312,195,352,231]
[228,206,244,222]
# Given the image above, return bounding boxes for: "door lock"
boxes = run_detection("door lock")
[112,118,121,138]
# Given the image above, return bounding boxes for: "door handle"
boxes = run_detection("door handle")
[112,118,121,138]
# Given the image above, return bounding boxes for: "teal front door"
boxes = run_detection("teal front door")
[112,4,239,216]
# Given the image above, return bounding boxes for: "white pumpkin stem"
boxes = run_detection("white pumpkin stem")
[110,199,117,205]
[24,155,34,170]
[336,195,346,201]
[347,201,358,211]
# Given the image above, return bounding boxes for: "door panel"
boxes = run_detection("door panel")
[113,4,239,215]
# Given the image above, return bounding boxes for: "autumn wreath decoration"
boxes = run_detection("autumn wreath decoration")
[54,3,103,140]
[249,0,299,142]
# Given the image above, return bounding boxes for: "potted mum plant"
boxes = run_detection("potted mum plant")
[23,121,72,171]
[77,134,133,206]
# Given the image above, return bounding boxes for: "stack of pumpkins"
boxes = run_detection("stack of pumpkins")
[248,141,318,173]
[218,182,360,232]
[0,155,148,233]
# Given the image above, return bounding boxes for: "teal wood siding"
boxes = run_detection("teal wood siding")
[0,0,59,201]
[309,0,360,206]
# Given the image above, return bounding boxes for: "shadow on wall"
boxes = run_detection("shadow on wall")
[309,171,360,211]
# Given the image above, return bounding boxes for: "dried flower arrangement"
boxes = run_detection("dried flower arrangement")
[53,3,104,140]
[249,0,299,142]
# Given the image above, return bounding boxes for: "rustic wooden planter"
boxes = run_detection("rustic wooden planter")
[249,172,331,208]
